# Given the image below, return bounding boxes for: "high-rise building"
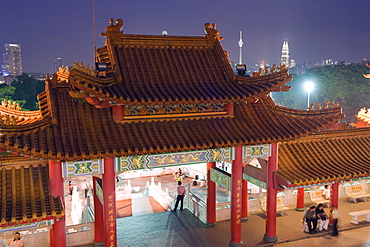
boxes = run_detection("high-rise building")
[280,40,289,67]
[54,57,62,72]
[2,43,22,76]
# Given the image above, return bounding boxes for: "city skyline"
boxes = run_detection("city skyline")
[1,0,369,74]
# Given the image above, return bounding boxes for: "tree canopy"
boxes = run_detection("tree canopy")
[273,62,370,123]
[0,73,45,111]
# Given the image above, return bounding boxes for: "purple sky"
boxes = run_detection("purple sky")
[1,0,370,74]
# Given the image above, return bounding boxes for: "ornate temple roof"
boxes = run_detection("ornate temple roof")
[0,164,64,226]
[0,18,345,161]
[0,78,343,161]
[64,19,292,107]
[276,127,370,187]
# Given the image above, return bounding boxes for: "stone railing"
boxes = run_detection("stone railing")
[187,191,207,223]
[148,177,174,210]
[66,223,94,246]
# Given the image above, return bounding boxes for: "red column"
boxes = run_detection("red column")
[230,146,243,247]
[296,188,305,211]
[93,176,105,245]
[48,160,66,247]
[330,182,339,224]
[103,157,117,247]
[206,162,216,227]
[242,179,248,221]
[264,143,278,243]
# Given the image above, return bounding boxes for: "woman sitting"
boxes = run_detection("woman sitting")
[316,203,329,231]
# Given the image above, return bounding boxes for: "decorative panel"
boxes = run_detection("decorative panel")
[115,147,234,172]
[210,167,231,191]
[242,144,270,159]
[62,159,104,178]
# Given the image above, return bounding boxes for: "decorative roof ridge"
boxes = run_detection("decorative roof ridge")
[100,18,223,47]
[357,107,370,121]
[0,100,42,126]
[69,67,115,86]
[289,127,370,141]
[273,101,342,116]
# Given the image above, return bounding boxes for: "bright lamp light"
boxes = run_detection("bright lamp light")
[304,81,314,92]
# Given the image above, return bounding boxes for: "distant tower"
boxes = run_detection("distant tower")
[54,57,63,72]
[2,43,22,76]
[238,31,243,64]
[280,40,289,67]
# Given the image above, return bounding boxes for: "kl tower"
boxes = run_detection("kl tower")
[238,31,244,64]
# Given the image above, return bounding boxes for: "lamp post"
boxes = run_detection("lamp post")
[304,81,314,108]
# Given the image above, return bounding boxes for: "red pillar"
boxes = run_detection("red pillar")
[229,146,243,247]
[48,160,66,247]
[330,182,339,224]
[206,162,216,227]
[296,188,305,211]
[242,179,248,221]
[103,157,117,247]
[93,176,105,246]
[264,143,278,243]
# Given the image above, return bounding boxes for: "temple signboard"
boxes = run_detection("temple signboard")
[243,174,267,190]
[95,179,104,205]
[210,167,231,191]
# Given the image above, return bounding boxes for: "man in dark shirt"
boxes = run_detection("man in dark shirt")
[303,206,317,233]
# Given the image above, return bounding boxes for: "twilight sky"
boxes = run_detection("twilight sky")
[1,0,370,74]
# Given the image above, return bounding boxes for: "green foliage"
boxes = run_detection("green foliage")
[0,85,16,100]
[10,73,45,110]
[273,62,370,123]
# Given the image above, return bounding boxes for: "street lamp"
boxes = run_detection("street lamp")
[304,81,314,108]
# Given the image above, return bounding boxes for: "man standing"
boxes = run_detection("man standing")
[331,208,339,236]
[303,206,317,234]
[173,181,186,212]
[80,179,89,199]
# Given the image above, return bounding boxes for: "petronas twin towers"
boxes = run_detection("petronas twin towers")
[237,33,290,68]
[280,40,289,67]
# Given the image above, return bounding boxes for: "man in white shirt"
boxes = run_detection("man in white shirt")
[80,179,89,199]
[322,185,330,200]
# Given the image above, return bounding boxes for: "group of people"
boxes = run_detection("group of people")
[68,179,90,201]
[303,204,338,236]
[302,185,338,236]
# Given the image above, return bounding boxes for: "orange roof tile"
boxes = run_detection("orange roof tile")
[0,164,64,226]
[277,128,370,187]
[0,80,343,161]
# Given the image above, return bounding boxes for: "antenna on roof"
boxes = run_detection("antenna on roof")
[92,0,97,62]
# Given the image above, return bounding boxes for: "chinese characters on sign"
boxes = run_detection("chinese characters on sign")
[235,179,242,224]
[106,194,116,247]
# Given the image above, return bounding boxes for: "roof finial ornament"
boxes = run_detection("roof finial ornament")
[204,23,223,41]
[101,18,124,40]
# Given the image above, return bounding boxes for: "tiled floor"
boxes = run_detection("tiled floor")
[66,174,370,246]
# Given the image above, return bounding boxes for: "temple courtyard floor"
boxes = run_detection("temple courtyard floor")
[67,174,370,246]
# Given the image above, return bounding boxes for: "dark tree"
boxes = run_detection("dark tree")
[11,73,45,110]
[273,62,370,123]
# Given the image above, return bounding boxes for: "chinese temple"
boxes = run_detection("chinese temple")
[0,18,346,246]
